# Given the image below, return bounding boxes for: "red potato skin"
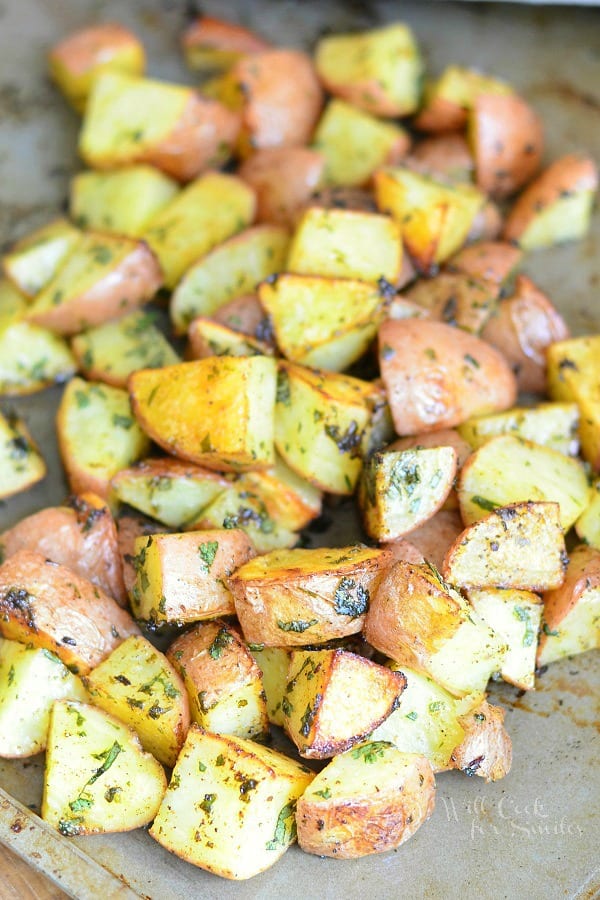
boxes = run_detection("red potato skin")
[0,550,139,674]
[0,493,127,606]
[211,293,270,338]
[466,201,503,243]
[406,134,474,182]
[503,154,599,243]
[116,514,169,597]
[450,700,512,781]
[380,538,425,566]
[448,240,523,286]
[395,509,465,572]
[182,16,270,57]
[388,430,471,511]
[49,23,142,77]
[378,318,517,435]
[481,274,570,394]
[539,544,600,635]
[471,93,543,199]
[28,241,163,336]
[413,96,467,134]
[238,147,325,227]
[234,50,324,154]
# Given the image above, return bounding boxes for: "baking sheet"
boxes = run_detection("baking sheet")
[0,1,599,898]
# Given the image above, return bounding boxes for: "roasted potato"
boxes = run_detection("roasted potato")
[2,218,81,297]
[405,271,499,334]
[0,408,46,500]
[413,65,512,133]
[576,482,600,549]
[249,646,291,727]
[387,428,472,510]
[546,334,600,471]
[238,147,325,227]
[448,240,523,286]
[388,508,465,571]
[449,698,512,782]
[458,402,580,458]
[182,15,269,72]
[406,133,473,184]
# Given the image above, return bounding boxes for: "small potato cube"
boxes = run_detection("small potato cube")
[503,155,598,250]
[228,545,391,648]
[0,409,46,500]
[467,588,542,690]
[378,318,517,435]
[358,447,457,541]
[406,271,499,335]
[85,635,189,767]
[2,218,82,297]
[443,501,566,592]
[287,207,402,284]
[448,240,523,285]
[365,560,505,696]
[166,621,268,740]
[129,357,277,472]
[546,335,600,472]
[259,274,388,372]
[283,649,406,758]
[0,309,76,396]
[188,322,271,365]
[0,492,126,605]
[388,509,465,571]
[576,483,600,549]
[116,513,167,597]
[315,23,423,118]
[57,377,150,500]
[111,458,228,528]
[150,725,313,880]
[312,98,410,188]
[0,639,87,758]
[143,171,255,289]
[250,647,291,727]
[238,147,325,228]
[130,529,255,624]
[470,93,543,199]
[458,402,580,458]
[80,72,240,182]
[387,428,472,511]
[537,544,600,667]
[27,233,163,336]
[298,744,434,859]
[406,134,474,184]
[370,664,470,772]
[481,275,570,394]
[374,168,484,273]
[0,550,139,674]
[42,700,166,836]
[457,434,590,531]
[70,165,179,237]
[182,16,270,72]
[414,65,512,133]
[49,23,145,112]
[450,698,512,782]
[171,224,289,333]
[234,457,322,532]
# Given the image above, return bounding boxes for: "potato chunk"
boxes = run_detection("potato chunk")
[406,271,499,335]
[2,218,81,297]
[42,700,166,835]
[0,550,139,674]
[129,356,277,472]
[238,147,325,227]
[182,16,269,72]
[0,409,46,500]
[546,334,600,472]
[228,545,391,647]
[458,402,580,458]
[283,649,406,758]
[297,745,435,858]
[414,65,512,133]
[150,726,314,880]
[166,621,268,740]
[85,635,189,767]
[450,699,512,782]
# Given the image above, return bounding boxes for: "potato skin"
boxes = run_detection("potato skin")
[182,16,270,65]
[407,133,473,183]
[471,93,543,198]
[238,147,325,227]
[540,544,600,634]
[378,318,517,434]
[450,699,512,781]
[448,240,523,286]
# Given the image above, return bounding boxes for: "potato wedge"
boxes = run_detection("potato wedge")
[537,544,600,667]
[503,154,598,250]
[546,335,600,471]
[387,428,472,511]
[84,634,189,767]
[297,745,435,858]
[189,320,273,363]
[467,588,541,690]
[182,16,269,72]
[71,310,180,387]
[457,402,580,458]
[448,240,523,285]
[238,147,325,228]
[378,318,517,435]
[449,698,512,782]
[0,408,46,500]
[150,726,313,880]
[481,275,570,394]
[0,550,139,674]
[166,620,268,740]
[576,482,600,549]
[228,545,391,648]
[42,700,166,835]
[406,271,499,334]
[413,65,512,133]
[80,72,240,182]
[70,165,179,237]
[283,649,406,757]
[171,224,289,333]
[312,98,410,187]
[0,639,87,758]
[469,93,543,198]
[365,560,505,696]
[129,356,277,472]
[2,218,81,297]
[250,646,291,727]
[130,529,255,625]
[315,23,423,118]
[27,233,163,335]
[143,171,255,289]
[116,513,167,597]
[49,23,145,112]
[457,434,590,531]
[111,458,228,528]
[359,446,457,541]
[237,457,322,532]
[57,377,150,500]
[0,492,126,605]
[443,501,566,592]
